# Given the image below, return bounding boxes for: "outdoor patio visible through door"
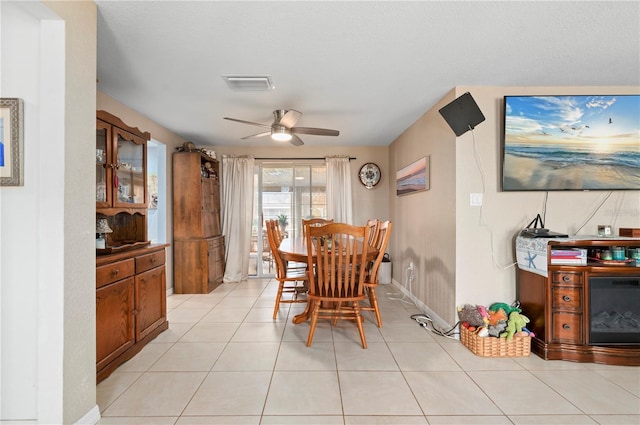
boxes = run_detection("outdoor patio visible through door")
[249,162,326,277]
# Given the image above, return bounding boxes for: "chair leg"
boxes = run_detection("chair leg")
[368,287,382,327]
[306,300,320,347]
[273,281,284,319]
[332,302,342,326]
[353,303,367,349]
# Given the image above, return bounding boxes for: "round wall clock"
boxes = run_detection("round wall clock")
[358,162,381,189]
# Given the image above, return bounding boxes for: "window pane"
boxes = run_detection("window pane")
[248,163,326,277]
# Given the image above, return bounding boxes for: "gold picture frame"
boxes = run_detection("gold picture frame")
[0,98,24,186]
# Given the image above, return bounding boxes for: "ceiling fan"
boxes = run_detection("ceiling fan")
[223,109,339,146]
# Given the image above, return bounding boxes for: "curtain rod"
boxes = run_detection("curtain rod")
[254,157,356,161]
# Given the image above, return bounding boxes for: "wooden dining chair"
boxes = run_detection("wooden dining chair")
[361,220,392,327]
[304,222,372,348]
[301,218,334,237]
[365,218,379,249]
[266,219,309,319]
[270,219,284,246]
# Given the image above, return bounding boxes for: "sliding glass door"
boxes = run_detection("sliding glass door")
[249,162,326,277]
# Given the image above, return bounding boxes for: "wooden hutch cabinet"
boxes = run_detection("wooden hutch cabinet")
[516,236,640,366]
[95,111,168,382]
[97,110,148,210]
[173,151,225,293]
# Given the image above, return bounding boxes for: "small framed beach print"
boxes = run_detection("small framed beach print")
[396,156,429,196]
[0,98,24,186]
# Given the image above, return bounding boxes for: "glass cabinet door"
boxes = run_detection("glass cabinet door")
[96,121,111,208]
[113,128,147,208]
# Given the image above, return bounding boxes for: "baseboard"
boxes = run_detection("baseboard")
[74,405,100,425]
[389,277,458,339]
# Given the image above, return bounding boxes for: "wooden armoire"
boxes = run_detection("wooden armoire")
[173,151,225,293]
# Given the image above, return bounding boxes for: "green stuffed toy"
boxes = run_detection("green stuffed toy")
[500,311,530,340]
[489,302,521,316]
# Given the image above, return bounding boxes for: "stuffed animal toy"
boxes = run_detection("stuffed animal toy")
[457,304,486,327]
[488,320,507,337]
[477,305,490,326]
[489,302,521,316]
[501,311,530,340]
[488,308,507,326]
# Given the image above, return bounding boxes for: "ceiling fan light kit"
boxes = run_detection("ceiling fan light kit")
[223,109,340,146]
[271,126,292,142]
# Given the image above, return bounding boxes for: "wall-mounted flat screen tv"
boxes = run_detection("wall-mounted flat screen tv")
[502,95,640,191]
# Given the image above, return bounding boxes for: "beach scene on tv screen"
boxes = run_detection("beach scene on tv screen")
[503,95,640,190]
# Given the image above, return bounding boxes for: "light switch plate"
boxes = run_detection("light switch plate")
[470,193,483,206]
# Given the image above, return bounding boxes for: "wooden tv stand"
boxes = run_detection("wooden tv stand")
[516,236,640,366]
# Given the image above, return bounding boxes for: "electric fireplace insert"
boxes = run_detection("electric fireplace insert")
[589,276,640,345]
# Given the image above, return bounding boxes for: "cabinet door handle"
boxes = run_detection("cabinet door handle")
[563,295,571,302]
[563,275,571,282]
[563,324,570,330]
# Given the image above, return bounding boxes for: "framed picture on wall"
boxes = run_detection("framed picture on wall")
[396,156,429,196]
[0,98,24,186]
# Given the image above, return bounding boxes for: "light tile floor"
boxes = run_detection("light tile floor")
[97,279,640,425]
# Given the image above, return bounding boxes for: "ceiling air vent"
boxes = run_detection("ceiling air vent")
[222,75,274,91]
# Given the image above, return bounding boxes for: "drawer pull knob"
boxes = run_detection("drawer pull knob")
[111,269,119,276]
[563,275,570,282]
[563,324,570,330]
[563,295,571,302]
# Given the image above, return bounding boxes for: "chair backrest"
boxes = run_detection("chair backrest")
[301,218,334,237]
[305,222,371,300]
[367,220,392,284]
[264,219,282,244]
[365,219,379,247]
[266,219,288,279]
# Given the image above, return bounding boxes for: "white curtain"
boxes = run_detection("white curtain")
[221,155,255,283]
[325,155,353,224]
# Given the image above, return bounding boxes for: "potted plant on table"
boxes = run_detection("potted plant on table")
[277,214,289,234]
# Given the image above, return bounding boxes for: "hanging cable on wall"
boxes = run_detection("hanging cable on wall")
[387,263,415,305]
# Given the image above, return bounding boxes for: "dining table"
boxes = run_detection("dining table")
[278,236,378,324]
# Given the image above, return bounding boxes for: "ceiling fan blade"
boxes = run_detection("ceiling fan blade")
[278,109,302,128]
[241,131,270,139]
[291,127,340,136]
[223,117,270,128]
[289,134,304,146]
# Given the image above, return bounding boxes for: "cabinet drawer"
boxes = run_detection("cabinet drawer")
[552,271,582,285]
[97,259,135,288]
[136,250,165,274]
[552,312,583,344]
[552,286,582,310]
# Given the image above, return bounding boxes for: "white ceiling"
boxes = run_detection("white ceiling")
[95,1,640,148]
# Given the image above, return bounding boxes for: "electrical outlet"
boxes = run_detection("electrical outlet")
[470,193,483,206]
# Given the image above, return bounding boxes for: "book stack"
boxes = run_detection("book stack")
[550,248,587,264]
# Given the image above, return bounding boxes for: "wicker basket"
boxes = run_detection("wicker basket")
[460,326,531,357]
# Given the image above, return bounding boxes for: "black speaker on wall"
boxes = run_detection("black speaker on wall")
[438,92,485,136]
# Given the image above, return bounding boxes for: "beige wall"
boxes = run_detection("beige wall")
[97,92,190,150]
[390,86,640,325]
[389,89,458,323]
